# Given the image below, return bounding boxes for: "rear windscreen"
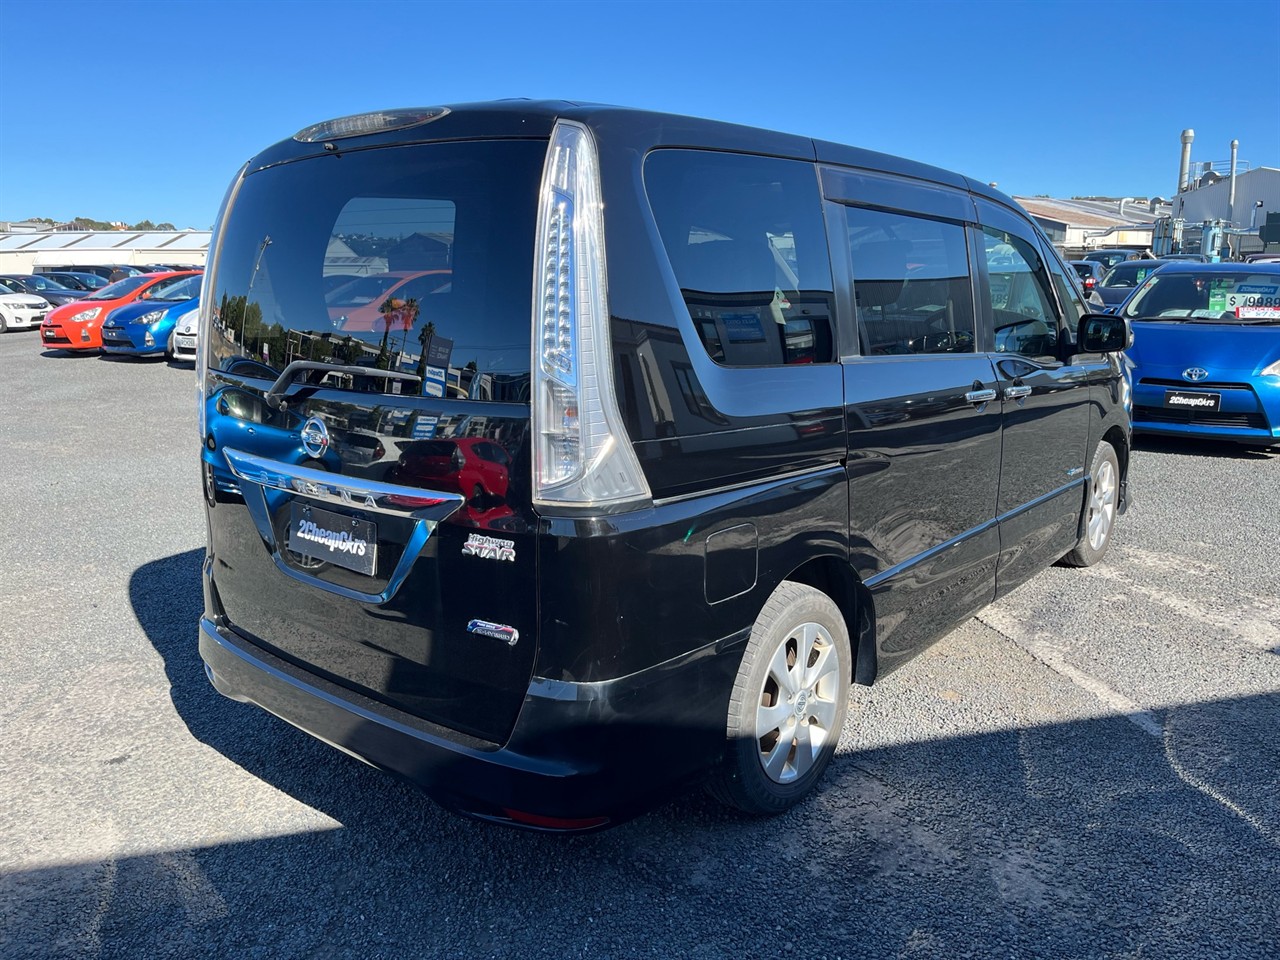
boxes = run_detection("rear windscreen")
[205,140,544,402]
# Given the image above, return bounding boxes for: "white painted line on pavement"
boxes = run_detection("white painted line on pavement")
[977,609,1163,737]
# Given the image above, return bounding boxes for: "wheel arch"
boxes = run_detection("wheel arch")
[1101,424,1130,512]
[781,555,877,687]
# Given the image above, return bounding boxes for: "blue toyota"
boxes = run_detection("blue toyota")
[101,273,202,358]
[1124,262,1280,447]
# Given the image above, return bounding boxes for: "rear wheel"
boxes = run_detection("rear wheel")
[1062,440,1120,567]
[708,581,851,815]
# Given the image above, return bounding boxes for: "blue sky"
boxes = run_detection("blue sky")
[2,0,1277,228]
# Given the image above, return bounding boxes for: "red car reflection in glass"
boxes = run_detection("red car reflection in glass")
[326,271,450,332]
[388,438,511,502]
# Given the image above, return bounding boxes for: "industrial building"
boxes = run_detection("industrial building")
[0,230,209,274]
[1014,197,1167,257]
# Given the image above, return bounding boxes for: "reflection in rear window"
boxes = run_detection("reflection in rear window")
[206,140,544,402]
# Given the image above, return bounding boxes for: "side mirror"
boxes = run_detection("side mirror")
[1078,313,1132,353]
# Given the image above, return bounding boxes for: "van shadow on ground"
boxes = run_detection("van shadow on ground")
[2,549,1275,959]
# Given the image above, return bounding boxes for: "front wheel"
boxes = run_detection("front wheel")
[1062,440,1120,567]
[707,581,851,815]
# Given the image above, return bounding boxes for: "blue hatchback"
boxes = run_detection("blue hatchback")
[1123,262,1280,447]
[101,273,202,357]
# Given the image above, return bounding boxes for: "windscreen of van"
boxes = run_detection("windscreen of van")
[205,140,544,402]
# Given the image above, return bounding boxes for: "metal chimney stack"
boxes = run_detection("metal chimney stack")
[1228,139,1239,223]
[1178,129,1195,192]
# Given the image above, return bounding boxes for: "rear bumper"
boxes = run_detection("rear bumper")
[199,615,739,830]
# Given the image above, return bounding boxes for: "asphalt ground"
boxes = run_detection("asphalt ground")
[1,329,1277,960]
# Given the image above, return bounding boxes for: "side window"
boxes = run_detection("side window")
[1042,246,1086,338]
[981,227,1061,360]
[843,207,975,356]
[645,150,835,367]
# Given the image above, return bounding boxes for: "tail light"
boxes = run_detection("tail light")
[530,120,651,512]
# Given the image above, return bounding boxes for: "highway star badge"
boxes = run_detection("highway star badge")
[461,533,516,562]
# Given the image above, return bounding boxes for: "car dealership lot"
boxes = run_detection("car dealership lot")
[1,332,1277,959]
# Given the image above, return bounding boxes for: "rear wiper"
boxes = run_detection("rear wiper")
[264,360,421,410]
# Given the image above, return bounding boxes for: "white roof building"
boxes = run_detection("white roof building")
[0,230,210,273]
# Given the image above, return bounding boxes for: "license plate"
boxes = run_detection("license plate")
[286,502,377,576]
[1164,390,1221,413]
[42,329,54,338]
[176,336,196,347]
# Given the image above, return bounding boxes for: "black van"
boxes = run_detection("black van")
[197,102,1131,830]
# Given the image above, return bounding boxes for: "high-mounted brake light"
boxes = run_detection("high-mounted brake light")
[293,108,449,143]
[531,121,651,511]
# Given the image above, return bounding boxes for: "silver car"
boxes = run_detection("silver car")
[168,306,200,362]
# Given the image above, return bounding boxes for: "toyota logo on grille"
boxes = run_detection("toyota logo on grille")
[300,417,330,459]
[1182,368,1209,382]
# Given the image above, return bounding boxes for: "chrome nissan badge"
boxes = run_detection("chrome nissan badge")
[300,417,330,459]
[1182,368,1209,382]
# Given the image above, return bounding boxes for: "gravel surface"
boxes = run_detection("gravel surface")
[1,330,1277,959]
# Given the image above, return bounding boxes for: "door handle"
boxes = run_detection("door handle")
[1004,384,1033,400]
[964,388,998,406]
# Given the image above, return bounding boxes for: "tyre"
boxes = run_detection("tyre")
[1062,440,1120,567]
[707,581,851,815]
[0,313,8,334]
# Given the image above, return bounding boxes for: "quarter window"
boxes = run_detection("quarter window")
[1042,247,1086,337]
[981,227,1061,359]
[645,150,835,367]
[843,206,975,356]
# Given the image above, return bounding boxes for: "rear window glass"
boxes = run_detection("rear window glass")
[205,140,544,402]
[645,150,835,367]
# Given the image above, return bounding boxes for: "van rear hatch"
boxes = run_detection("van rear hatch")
[201,138,545,745]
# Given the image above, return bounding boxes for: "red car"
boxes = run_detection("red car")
[41,271,201,352]
[387,438,511,502]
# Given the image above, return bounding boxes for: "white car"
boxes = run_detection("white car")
[0,293,50,333]
[168,308,199,361]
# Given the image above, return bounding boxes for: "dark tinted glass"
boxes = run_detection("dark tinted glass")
[20,275,71,292]
[982,227,1060,358]
[844,206,975,355]
[645,150,835,367]
[1043,248,1085,335]
[206,140,544,401]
